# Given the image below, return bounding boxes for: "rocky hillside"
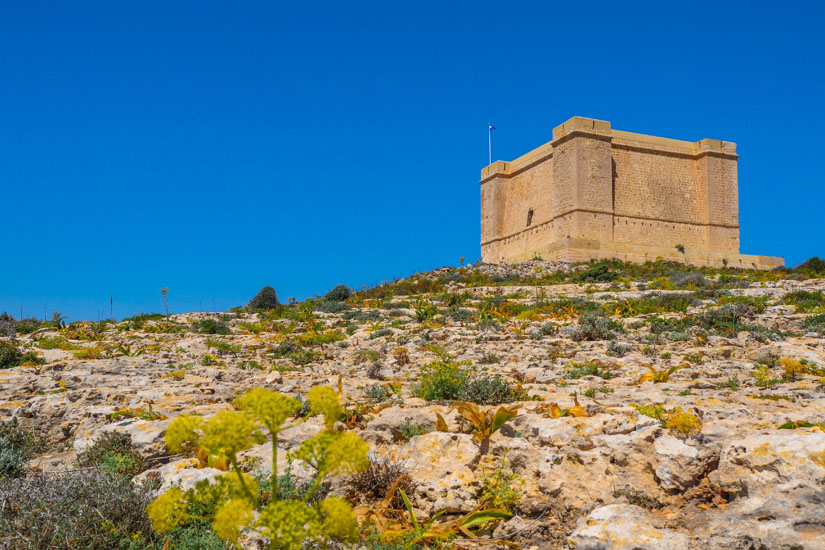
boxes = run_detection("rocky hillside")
[2,259,825,549]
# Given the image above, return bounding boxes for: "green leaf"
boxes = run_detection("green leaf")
[399,489,419,531]
[460,508,512,529]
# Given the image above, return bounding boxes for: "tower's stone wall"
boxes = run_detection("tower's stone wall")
[479,117,782,269]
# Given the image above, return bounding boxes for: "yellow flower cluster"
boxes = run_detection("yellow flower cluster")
[307,385,342,428]
[149,386,367,547]
[320,496,358,540]
[199,410,264,463]
[235,387,301,434]
[164,414,203,453]
[257,500,321,550]
[145,487,188,533]
[213,498,253,541]
[294,430,368,476]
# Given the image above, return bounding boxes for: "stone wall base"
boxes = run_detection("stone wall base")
[497,238,784,270]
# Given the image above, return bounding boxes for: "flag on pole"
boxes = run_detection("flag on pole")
[489,124,496,131]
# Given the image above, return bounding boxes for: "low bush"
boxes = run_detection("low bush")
[565,360,614,380]
[249,286,279,310]
[699,304,757,336]
[0,313,16,336]
[413,360,470,401]
[313,300,350,313]
[324,284,351,302]
[794,257,825,276]
[570,314,624,341]
[782,290,825,312]
[671,272,709,289]
[0,341,24,369]
[413,360,526,404]
[463,375,529,405]
[801,313,825,334]
[0,470,156,549]
[77,432,146,478]
[345,456,415,508]
[191,318,231,335]
[574,262,619,283]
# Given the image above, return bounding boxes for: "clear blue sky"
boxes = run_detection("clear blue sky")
[2,2,823,321]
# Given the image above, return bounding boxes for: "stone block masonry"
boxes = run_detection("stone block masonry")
[480,116,783,269]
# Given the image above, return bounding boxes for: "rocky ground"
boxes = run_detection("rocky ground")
[2,259,825,549]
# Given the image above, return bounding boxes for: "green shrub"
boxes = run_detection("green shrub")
[574,263,619,283]
[0,419,36,479]
[77,432,146,478]
[463,375,529,405]
[0,313,16,336]
[802,314,825,334]
[0,470,157,549]
[0,341,24,369]
[565,360,614,380]
[699,304,757,336]
[191,318,231,335]
[413,360,471,401]
[324,285,351,302]
[15,318,42,334]
[313,300,350,313]
[413,360,525,404]
[570,314,624,341]
[782,290,825,312]
[539,322,557,336]
[369,328,393,340]
[671,272,708,288]
[364,384,391,401]
[249,286,280,310]
[794,257,825,276]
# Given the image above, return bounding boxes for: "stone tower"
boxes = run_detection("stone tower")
[480,116,782,269]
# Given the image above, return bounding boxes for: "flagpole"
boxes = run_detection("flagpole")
[488,123,492,165]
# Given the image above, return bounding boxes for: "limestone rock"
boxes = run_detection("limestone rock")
[568,504,689,550]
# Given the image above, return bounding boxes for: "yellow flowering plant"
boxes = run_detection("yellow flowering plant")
[148,385,368,549]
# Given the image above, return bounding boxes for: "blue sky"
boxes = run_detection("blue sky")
[2,2,823,321]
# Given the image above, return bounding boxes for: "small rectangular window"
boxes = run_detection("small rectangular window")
[526,209,534,227]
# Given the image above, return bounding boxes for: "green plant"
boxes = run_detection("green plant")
[574,262,619,283]
[249,286,280,310]
[463,374,529,405]
[675,244,685,254]
[782,290,825,312]
[398,421,428,442]
[0,470,157,549]
[479,453,522,511]
[612,487,663,510]
[206,338,242,355]
[77,432,146,478]
[636,361,689,384]
[365,384,392,402]
[632,403,702,435]
[715,376,741,391]
[192,318,231,335]
[413,298,439,323]
[412,359,471,401]
[801,313,825,334]
[453,402,518,455]
[324,285,351,302]
[570,314,624,341]
[0,341,24,369]
[565,360,614,380]
[0,419,38,480]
